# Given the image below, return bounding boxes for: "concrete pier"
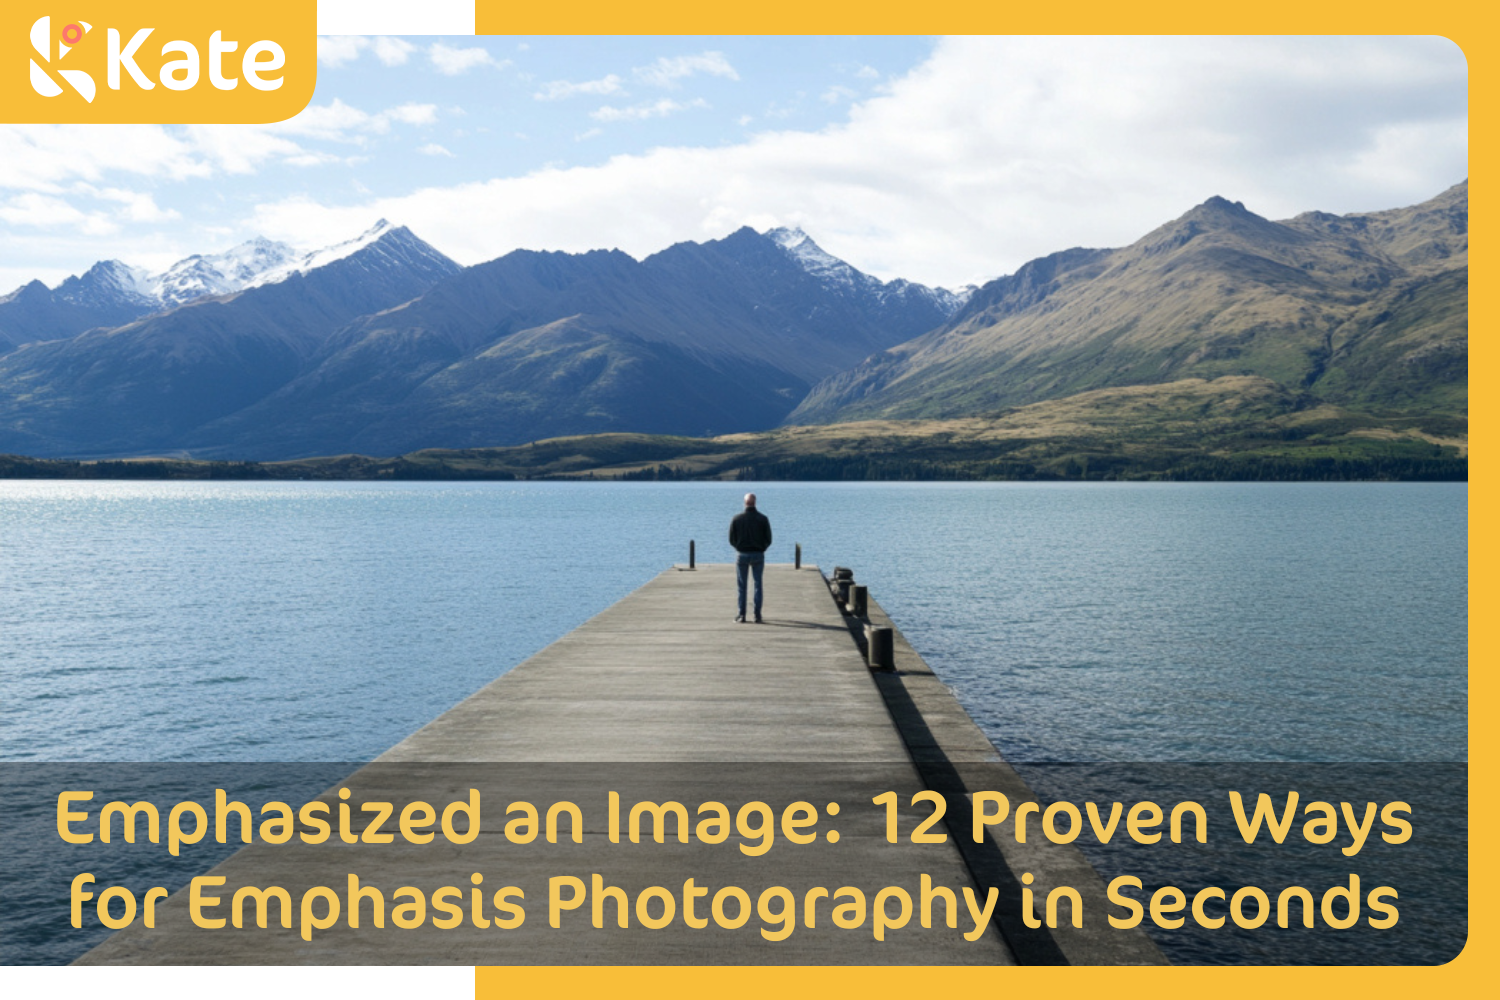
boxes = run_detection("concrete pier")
[75,563,1163,966]
[378,564,916,763]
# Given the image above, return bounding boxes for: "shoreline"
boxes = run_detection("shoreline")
[0,453,1468,483]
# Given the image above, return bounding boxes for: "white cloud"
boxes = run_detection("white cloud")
[417,143,455,158]
[821,85,857,105]
[2,37,1468,293]
[590,99,708,123]
[245,37,1467,289]
[372,37,415,67]
[0,187,179,235]
[317,36,414,68]
[271,99,381,140]
[180,125,305,174]
[259,100,439,144]
[283,152,345,168]
[534,75,624,101]
[761,98,801,121]
[428,43,501,76]
[0,193,108,233]
[635,52,738,88]
[90,187,181,223]
[855,65,880,80]
[384,103,439,127]
[317,36,365,68]
[0,125,209,193]
[0,98,443,201]
[83,99,433,183]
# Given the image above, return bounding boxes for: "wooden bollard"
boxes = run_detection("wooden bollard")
[850,585,868,618]
[795,543,801,570]
[689,539,695,570]
[866,626,894,670]
[836,579,852,605]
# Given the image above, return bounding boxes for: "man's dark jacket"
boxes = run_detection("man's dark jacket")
[729,507,772,554]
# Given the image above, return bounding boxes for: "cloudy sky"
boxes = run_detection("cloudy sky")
[0,34,1468,292]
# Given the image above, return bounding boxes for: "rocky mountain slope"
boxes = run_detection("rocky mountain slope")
[0,226,965,458]
[0,183,1462,462]
[0,226,461,456]
[0,222,419,351]
[186,227,965,457]
[0,237,298,350]
[789,182,1467,424]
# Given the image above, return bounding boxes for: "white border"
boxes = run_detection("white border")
[1,966,474,997]
[318,0,477,35]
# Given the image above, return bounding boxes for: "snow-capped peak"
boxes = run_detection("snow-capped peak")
[149,236,298,308]
[33,258,158,313]
[54,259,157,308]
[765,227,870,290]
[39,221,424,318]
[247,219,403,288]
[764,226,973,317]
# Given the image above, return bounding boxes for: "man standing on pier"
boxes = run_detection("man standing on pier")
[729,493,772,623]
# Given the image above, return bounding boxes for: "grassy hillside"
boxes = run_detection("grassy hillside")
[2,377,1464,482]
[790,183,1467,427]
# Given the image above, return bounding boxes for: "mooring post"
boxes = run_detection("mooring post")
[851,584,868,618]
[866,625,894,670]
[795,543,801,570]
[689,539,695,570]
[836,579,852,605]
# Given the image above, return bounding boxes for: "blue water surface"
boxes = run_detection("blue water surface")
[0,480,1466,763]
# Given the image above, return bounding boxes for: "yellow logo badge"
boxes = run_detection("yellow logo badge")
[4,2,315,123]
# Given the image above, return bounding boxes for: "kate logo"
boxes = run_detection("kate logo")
[28,15,96,103]
[5,5,314,125]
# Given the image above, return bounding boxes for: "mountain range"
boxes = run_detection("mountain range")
[791,182,1467,424]
[0,224,414,352]
[0,224,965,458]
[0,183,1466,462]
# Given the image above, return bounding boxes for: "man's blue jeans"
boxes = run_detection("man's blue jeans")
[736,552,765,618]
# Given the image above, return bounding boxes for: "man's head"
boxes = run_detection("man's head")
[744,493,757,508]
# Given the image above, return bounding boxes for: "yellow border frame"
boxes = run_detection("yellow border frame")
[0,4,1477,991]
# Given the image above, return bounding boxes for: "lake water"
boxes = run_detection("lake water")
[0,480,1466,763]
[0,480,1467,964]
